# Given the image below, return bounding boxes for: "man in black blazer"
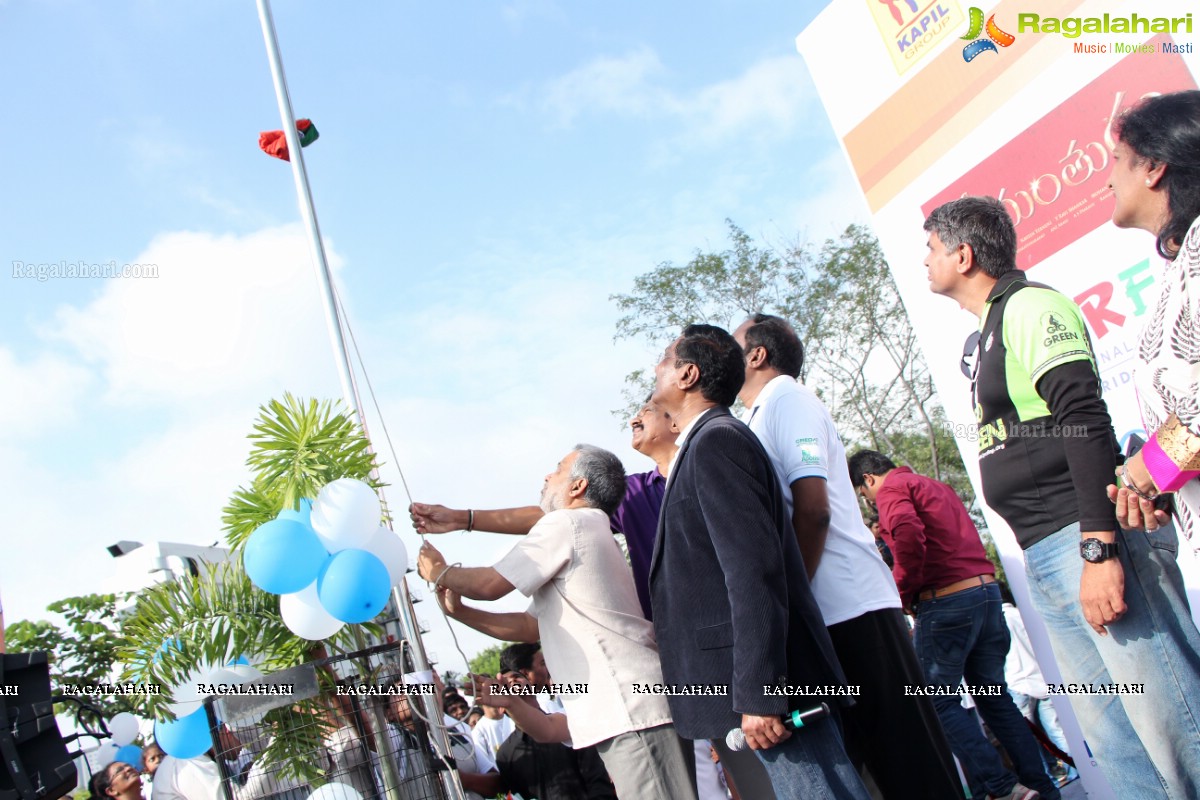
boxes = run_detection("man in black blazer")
[649,324,870,799]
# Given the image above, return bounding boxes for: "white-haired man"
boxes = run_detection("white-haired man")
[416,444,697,800]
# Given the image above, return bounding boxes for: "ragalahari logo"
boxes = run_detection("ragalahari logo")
[961,7,1016,61]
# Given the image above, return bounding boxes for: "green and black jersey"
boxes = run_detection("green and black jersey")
[973,270,1121,549]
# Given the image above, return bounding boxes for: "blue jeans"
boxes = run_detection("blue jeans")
[753,715,870,799]
[1024,522,1200,798]
[914,583,1059,799]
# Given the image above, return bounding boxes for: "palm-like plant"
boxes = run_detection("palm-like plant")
[224,394,385,550]
[117,394,389,781]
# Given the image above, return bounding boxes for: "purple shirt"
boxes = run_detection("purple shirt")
[609,469,665,620]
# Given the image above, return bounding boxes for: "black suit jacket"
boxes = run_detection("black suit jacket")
[649,407,848,739]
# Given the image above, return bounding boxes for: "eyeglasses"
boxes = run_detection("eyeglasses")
[960,330,982,379]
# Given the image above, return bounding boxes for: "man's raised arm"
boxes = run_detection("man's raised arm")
[409,503,543,535]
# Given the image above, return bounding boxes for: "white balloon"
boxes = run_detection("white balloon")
[226,664,264,683]
[108,712,140,747]
[166,665,219,718]
[94,741,120,768]
[205,668,241,689]
[363,526,408,586]
[308,783,363,800]
[310,479,380,553]
[280,581,344,640]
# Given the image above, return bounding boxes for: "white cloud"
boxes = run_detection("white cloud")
[0,348,92,441]
[783,147,872,241]
[540,46,675,126]
[2,225,346,628]
[685,55,817,145]
[500,0,565,29]
[46,225,343,409]
[533,49,817,147]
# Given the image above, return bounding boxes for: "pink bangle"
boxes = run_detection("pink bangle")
[1143,435,1200,493]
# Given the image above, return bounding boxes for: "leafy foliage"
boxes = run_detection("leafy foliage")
[117,564,310,720]
[5,593,136,720]
[467,644,508,679]
[254,704,333,786]
[223,394,385,550]
[612,221,977,505]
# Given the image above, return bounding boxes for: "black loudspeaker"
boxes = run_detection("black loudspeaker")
[0,652,77,800]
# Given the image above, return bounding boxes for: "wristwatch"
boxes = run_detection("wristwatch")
[1080,538,1120,563]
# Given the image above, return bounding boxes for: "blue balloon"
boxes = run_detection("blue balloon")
[317,549,391,623]
[243,518,329,595]
[154,710,211,759]
[277,497,314,526]
[114,745,143,768]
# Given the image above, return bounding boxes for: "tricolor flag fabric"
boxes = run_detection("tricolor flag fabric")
[259,118,319,161]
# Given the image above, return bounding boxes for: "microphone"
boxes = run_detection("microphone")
[724,703,831,752]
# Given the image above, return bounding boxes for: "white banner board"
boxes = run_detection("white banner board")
[798,1,1198,795]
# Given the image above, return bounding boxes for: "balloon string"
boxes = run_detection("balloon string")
[332,288,414,508]
[331,287,477,681]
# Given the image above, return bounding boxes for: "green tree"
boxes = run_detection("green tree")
[114,395,387,783]
[5,593,138,721]
[468,644,508,679]
[611,220,976,504]
[222,394,385,550]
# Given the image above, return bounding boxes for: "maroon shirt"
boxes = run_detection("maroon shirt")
[874,467,995,609]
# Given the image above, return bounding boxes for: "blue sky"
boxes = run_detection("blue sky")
[1,0,868,673]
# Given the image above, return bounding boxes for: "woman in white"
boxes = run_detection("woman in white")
[1106,90,1200,547]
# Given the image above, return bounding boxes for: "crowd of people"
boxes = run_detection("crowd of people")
[400,90,1200,800]
[72,88,1200,800]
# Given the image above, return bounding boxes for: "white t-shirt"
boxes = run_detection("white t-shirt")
[536,694,566,715]
[742,376,901,625]
[494,507,674,748]
[444,714,496,800]
[1002,603,1049,699]
[469,714,514,758]
[381,718,494,800]
[150,756,221,800]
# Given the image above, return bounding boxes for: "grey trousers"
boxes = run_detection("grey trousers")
[595,723,698,799]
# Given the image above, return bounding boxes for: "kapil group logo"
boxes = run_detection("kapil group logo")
[961,7,1016,61]
[868,0,965,75]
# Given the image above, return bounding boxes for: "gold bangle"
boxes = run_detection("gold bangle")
[1155,414,1200,471]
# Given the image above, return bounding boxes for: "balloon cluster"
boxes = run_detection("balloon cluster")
[155,661,265,759]
[243,479,408,640]
[94,712,142,768]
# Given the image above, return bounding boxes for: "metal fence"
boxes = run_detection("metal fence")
[205,643,461,800]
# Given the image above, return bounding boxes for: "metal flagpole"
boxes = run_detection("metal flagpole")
[254,4,466,799]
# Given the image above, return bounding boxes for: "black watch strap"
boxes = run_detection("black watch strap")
[1080,538,1120,563]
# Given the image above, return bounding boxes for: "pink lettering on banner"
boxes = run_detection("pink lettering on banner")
[1074,282,1126,338]
[921,34,1195,272]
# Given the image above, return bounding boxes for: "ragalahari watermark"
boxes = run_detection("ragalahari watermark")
[13,260,159,282]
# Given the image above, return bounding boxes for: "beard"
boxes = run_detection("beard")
[539,486,563,515]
